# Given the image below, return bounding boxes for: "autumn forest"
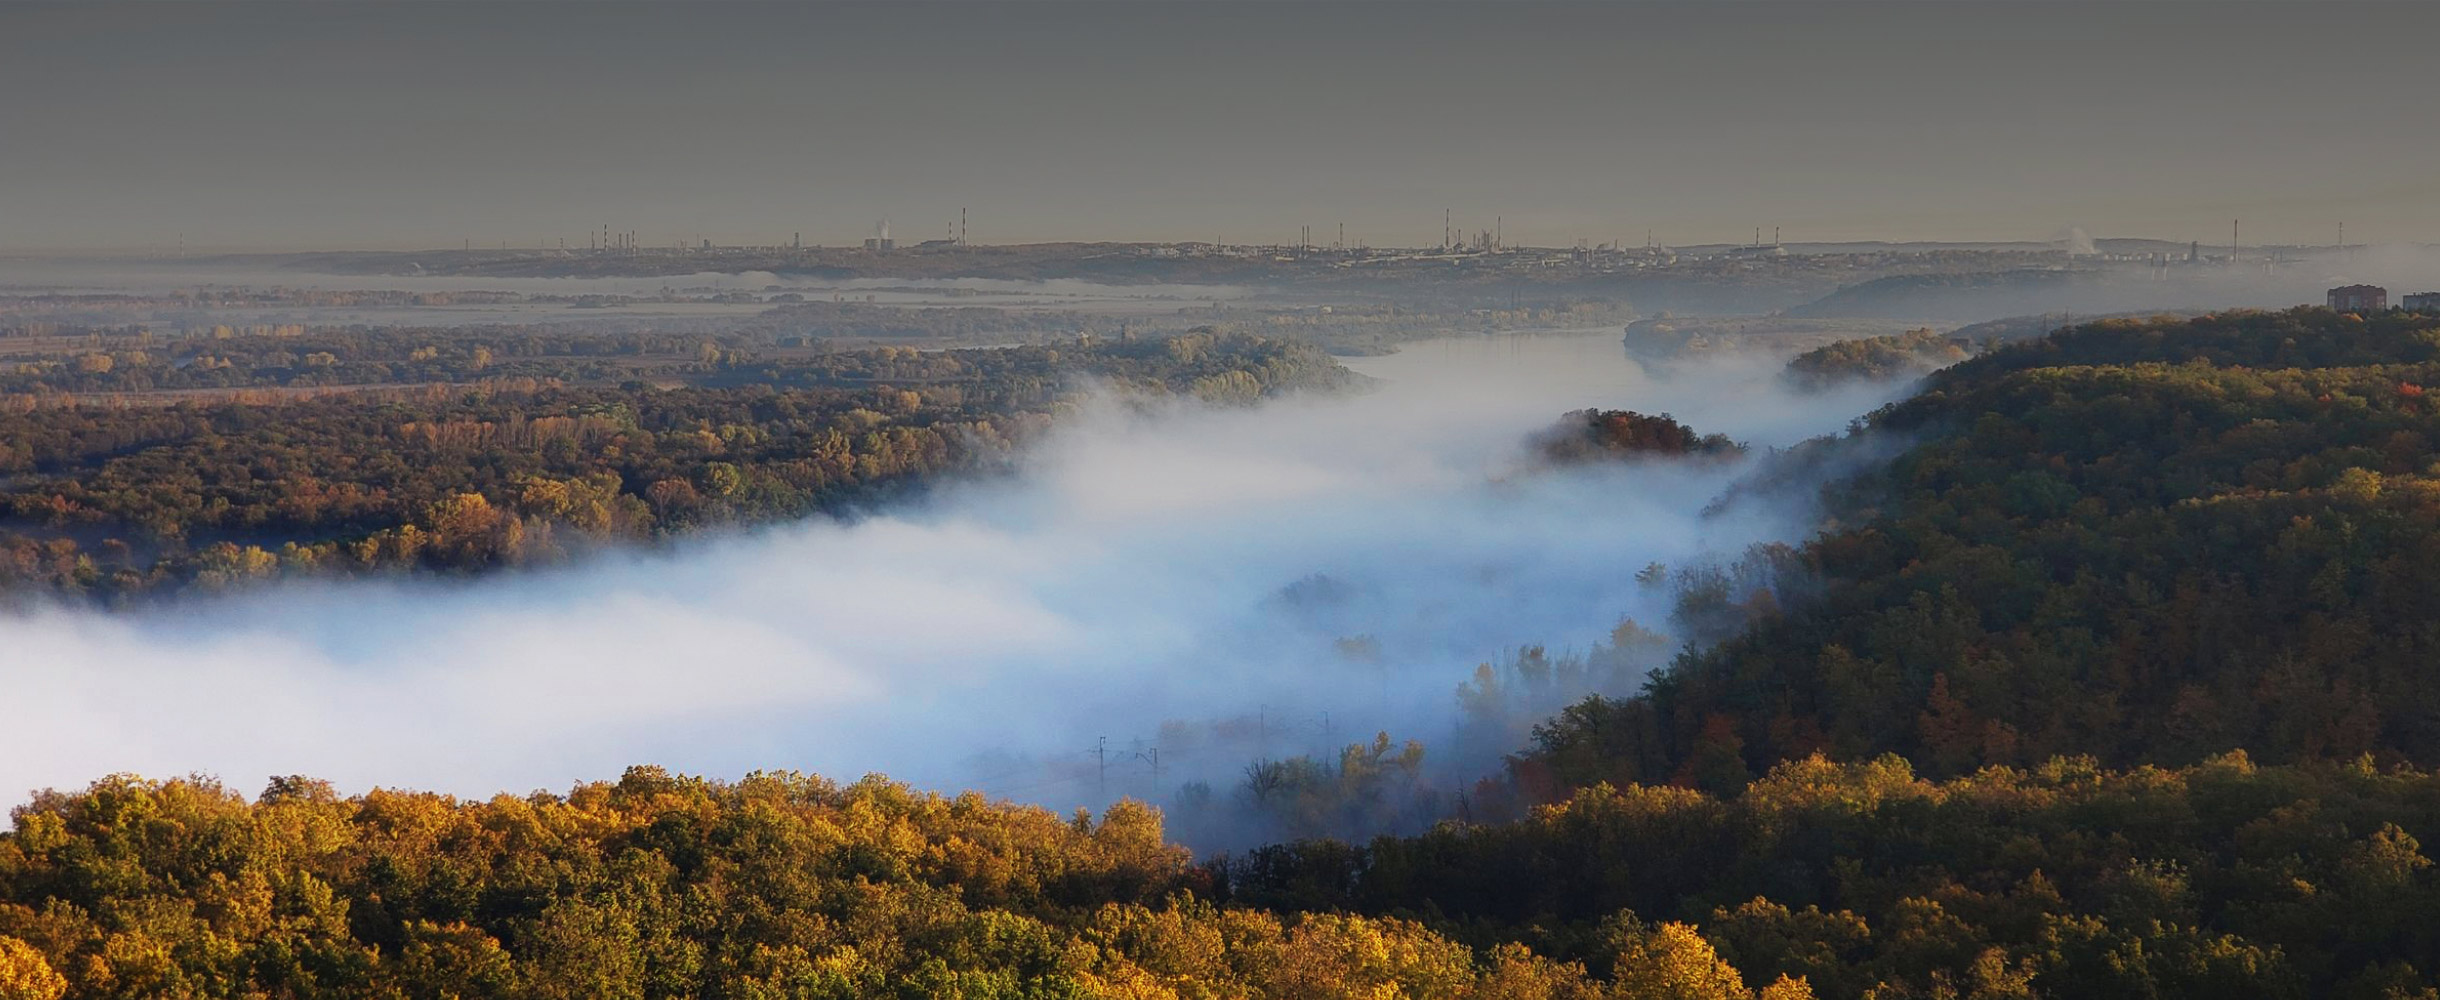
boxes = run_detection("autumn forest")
[3,302,2440,1000]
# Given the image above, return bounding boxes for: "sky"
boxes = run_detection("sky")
[4,1,2436,251]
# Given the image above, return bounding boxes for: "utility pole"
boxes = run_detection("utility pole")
[1096,736,1107,801]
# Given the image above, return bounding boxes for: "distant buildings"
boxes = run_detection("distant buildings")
[863,221,895,252]
[2329,284,2388,311]
[2407,292,2440,312]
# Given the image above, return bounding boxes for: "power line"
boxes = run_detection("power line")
[1133,747,1163,798]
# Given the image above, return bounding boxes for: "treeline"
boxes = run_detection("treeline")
[744,300,1110,344]
[0,323,1349,399]
[1203,307,2440,999]
[1223,752,2440,999]
[0,769,1822,1000]
[1619,317,1904,368]
[1160,624,1680,849]
[1520,308,2440,791]
[0,332,1351,599]
[1533,410,1746,466]
[740,330,1359,405]
[1164,549,1798,852]
[0,326,734,395]
[26,753,2440,999]
[1779,329,1969,392]
[34,307,2440,998]
[1226,300,1634,356]
[1782,269,2094,321]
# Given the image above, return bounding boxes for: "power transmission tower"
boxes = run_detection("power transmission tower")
[1134,747,1163,798]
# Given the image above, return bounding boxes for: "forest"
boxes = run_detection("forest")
[1516,307,2440,792]
[1213,307,2440,998]
[1225,752,2440,1000]
[0,769,1826,1000]
[1532,410,1746,466]
[20,308,2440,998]
[0,329,1351,600]
[1779,330,1970,392]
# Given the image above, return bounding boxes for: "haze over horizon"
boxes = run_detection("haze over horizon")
[7,0,2437,253]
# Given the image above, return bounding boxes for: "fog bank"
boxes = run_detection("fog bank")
[0,332,1902,815]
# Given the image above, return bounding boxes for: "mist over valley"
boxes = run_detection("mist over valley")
[8,3,2440,997]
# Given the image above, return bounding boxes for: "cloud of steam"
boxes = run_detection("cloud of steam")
[0,332,1904,818]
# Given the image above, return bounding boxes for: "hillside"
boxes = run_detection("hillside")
[1525,307,2440,791]
[0,330,1352,600]
[1779,329,1970,391]
[1226,752,2440,1000]
[24,309,2440,1000]
[0,770,1818,1000]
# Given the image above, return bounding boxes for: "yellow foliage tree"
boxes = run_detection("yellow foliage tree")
[1755,975,1817,1000]
[0,936,66,1000]
[1612,922,1750,1000]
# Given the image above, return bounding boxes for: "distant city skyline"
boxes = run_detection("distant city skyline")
[5,1,2436,252]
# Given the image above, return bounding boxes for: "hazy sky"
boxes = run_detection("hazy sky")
[5,1,2435,251]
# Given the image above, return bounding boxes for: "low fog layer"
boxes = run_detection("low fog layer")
[0,333,1903,812]
[0,258,1251,309]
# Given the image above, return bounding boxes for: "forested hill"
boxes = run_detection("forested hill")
[1207,307,2440,999]
[0,770,1827,1000]
[1779,328,1968,392]
[0,331,1351,601]
[1522,307,2440,794]
[1226,753,2440,999]
[28,308,2440,999]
